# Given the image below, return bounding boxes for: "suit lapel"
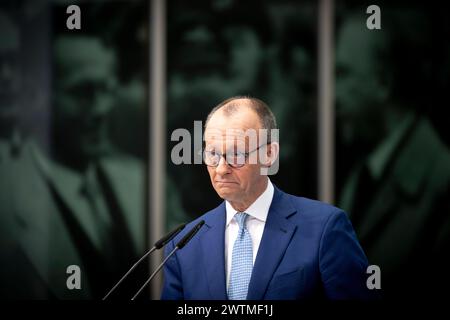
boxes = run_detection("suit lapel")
[100,159,146,254]
[247,187,297,300]
[358,118,433,239]
[200,202,228,300]
[19,141,92,298]
[31,146,101,250]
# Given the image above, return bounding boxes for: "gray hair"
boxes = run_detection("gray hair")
[204,96,278,143]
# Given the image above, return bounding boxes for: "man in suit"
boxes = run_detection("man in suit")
[336,11,450,298]
[161,97,373,300]
[0,34,146,299]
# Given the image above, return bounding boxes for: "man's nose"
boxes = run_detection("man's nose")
[0,62,16,91]
[90,94,114,116]
[215,156,231,176]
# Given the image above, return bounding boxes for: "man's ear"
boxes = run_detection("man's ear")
[262,142,279,167]
[259,142,280,176]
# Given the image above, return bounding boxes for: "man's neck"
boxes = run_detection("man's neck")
[228,178,268,212]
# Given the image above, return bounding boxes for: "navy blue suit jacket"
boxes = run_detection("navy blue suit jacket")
[161,186,373,300]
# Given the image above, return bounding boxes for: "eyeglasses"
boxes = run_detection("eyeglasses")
[203,144,267,168]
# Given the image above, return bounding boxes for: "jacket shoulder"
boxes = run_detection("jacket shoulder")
[281,191,347,224]
[169,202,225,244]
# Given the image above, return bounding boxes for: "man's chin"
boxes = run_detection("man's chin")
[81,138,112,158]
[215,188,239,202]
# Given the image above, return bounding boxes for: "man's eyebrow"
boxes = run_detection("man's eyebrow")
[226,146,247,153]
[204,145,221,151]
[204,145,245,153]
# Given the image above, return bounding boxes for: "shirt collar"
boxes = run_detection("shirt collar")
[225,178,274,226]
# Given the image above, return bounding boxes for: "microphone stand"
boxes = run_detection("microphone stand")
[103,246,157,300]
[131,220,205,300]
[131,246,178,300]
[102,223,186,300]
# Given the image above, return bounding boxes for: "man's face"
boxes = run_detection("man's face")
[335,16,388,145]
[169,24,263,108]
[54,37,117,159]
[0,11,21,125]
[204,106,267,204]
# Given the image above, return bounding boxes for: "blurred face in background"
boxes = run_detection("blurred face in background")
[335,16,389,147]
[53,36,117,165]
[169,21,264,108]
[0,11,21,135]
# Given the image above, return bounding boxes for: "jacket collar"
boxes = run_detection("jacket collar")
[199,186,298,299]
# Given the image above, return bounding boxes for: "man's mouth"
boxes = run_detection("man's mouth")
[215,181,236,185]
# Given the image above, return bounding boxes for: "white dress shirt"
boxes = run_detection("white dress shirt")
[225,179,275,289]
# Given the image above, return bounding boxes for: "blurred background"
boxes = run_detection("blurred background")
[0,0,449,299]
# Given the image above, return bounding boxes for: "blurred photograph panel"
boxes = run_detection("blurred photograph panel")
[0,0,149,299]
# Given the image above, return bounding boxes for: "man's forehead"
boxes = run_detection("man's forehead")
[204,126,264,144]
[204,127,251,140]
[204,137,246,152]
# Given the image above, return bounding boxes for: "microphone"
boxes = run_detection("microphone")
[131,220,205,300]
[154,223,188,249]
[102,222,186,300]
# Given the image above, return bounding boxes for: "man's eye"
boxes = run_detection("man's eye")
[227,153,245,163]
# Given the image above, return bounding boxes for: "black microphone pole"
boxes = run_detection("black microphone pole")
[131,220,205,300]
[130,246,178,301]
[102,223,186,300]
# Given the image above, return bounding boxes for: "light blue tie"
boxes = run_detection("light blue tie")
[228,212,253,300]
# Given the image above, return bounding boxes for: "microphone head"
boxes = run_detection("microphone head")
[154,223,186,249]
[176,220,205,249]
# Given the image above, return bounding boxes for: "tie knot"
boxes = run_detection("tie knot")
[234,212,248,229]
